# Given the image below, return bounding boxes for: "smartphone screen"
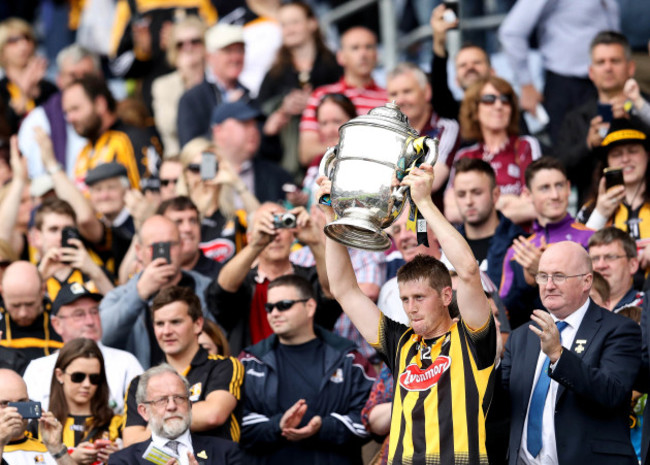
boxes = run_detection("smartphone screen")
[604,167,624,190]
[200,152,217,181]
[443,0,459,26]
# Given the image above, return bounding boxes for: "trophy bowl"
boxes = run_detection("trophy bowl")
[319,102,438,251]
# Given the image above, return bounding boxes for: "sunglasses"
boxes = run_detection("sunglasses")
[175,38,203,50]
[479,94,511,105]
[186,164,201,174]
[66,372,101,385]
[264,299,308,313]
[160,178,178,187]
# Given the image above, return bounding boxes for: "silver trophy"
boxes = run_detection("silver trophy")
[319,102,439,251]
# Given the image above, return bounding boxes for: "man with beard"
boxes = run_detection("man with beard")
[451,158,525,289]
[429,4,493,120]
[108,364,241,465]
[157,196,221,279]
[61,74,162,191]
[121,286,243,448]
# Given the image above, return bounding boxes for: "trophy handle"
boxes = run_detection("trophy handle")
[391,136,439,203]
[317,145,338,206]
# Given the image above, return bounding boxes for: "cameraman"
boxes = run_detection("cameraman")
[207,202,341,354]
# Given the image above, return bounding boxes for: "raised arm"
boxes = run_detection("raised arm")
[0,137,27,251]
[401,165,490,330]
[34,127,104,243]
[215,208,273,292]
[318,177,382,344]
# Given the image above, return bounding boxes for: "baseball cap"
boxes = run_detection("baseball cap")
[51,282,102,316]
[211,101,261,125]
[85,162,128,186]
[205,24,244,53]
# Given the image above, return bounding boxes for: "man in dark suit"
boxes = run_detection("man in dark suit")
[108,364,241,465]
[500,240,641,465]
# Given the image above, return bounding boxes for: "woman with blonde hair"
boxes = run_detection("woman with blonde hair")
[0,18,57,132]
[178,137,259,263]
[151,16,207,157]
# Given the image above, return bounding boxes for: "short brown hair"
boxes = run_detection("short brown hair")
[34,198,76,230]
[397,254,452,293]
[459,76,519,141]
[453,158,497,189]
[617,305,642,324]
[524,157,567,189]
[591,271,611,304]
[588,226,637,259]
[157,195,199,216]
[151,286,203,321]
[268,274,315,300]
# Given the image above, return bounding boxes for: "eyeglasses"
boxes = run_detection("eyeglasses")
[534,273,587,285]
[6,34,30,45]
[175,38,203,50]
[160,178,178,187]
[186,164,201,174]
[479,94,511,105]
[143,395,190,409]
[590,254,627,263]
[56,308,100,321]
[264,299,308,313]
[66,372,101,385]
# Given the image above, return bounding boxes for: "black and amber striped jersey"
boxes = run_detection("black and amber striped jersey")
[372,314,496,465]
[74,120,162,191]
[0,303,63,364]
[124,347,244,441]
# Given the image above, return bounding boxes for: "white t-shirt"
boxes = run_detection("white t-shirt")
[23,342,143,414]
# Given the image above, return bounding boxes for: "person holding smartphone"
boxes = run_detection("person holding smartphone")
[45,338,122,464]
[577,120,650,269]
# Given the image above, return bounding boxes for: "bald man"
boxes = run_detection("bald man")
[100,215,212,368]
[0,369,76,465]
[0,262,62,373]
[499,241,641,465]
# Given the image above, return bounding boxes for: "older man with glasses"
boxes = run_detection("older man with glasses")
[499,240,641,465]
[108,364,241,465]
[588,226,644,312]
[23,282,142,414]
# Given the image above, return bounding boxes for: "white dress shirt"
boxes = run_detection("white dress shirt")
[518,298,590,464]
[151,429,193,465]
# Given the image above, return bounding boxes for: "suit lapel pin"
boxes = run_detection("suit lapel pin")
[196,450,208,459]
[574,339,587,353]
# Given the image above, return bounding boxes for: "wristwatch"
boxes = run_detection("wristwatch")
[51,445,68,459]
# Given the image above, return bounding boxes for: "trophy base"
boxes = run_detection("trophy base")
[324,217,391,251]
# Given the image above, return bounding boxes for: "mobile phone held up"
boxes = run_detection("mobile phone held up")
[443,0,459,26]
[151,241,171,264]
[200,152,217,181]
[8,401,42,419]
[604,167,624,190]
[61,226,81,249]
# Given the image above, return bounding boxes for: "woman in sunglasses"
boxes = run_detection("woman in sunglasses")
[176,137,259,263]
[46,338,122,464]
[445,76,541,224]
[151,16,207,157]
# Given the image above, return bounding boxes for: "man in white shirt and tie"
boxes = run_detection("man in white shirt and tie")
[499,240,641,465]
